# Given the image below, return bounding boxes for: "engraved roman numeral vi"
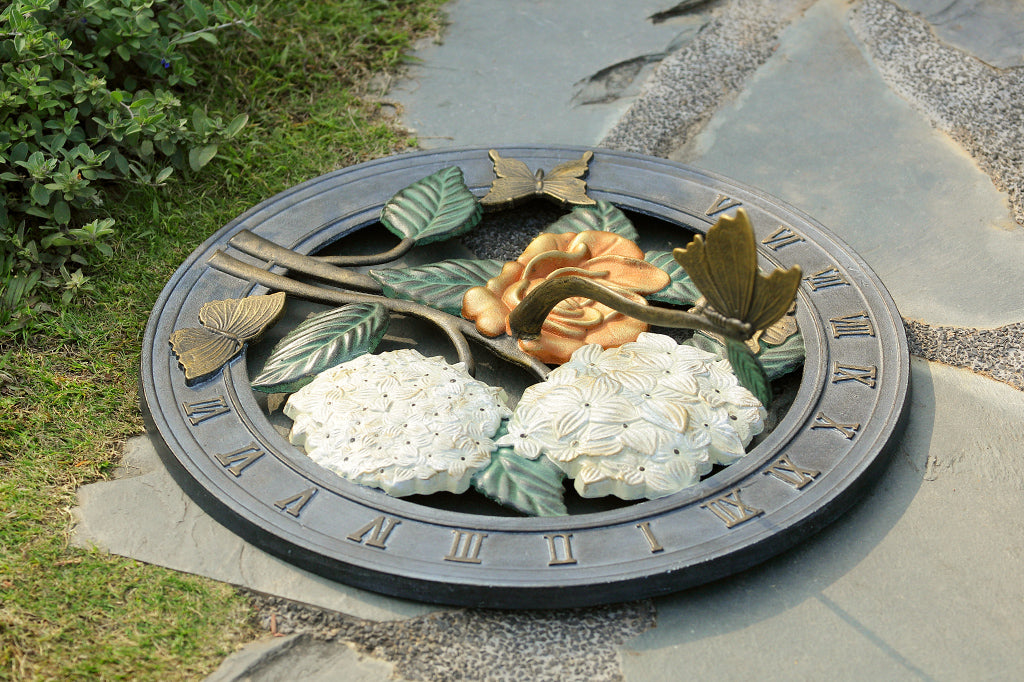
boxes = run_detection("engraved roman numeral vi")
[804,267,848,291]
[274,487,317,517]
[830,311,875,338]
[812,412,860,439]
[701,488,763,528]
[182,396,231,425]
[832,362,878,388]
[215,442,264,476]
[764,454,820,489]
[445,530,486,564]
[347,516,400,549]
[761,226,805,251]
[705,193,742,217]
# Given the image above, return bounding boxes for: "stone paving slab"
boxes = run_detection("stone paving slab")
[389,0,707,148]
[206,635,398,682]
[72,437,436,623]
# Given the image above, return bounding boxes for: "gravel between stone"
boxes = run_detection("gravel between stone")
[248,592,656,682]
[904,318,1024,391]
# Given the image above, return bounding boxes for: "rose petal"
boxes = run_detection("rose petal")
[462,285,509,337]
[583,255,671,294]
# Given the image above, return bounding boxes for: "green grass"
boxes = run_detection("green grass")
[0,1,445,678]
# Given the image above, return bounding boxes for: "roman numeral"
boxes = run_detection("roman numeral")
[636,522,664,553]
[701,488,763,528]
[829,311,875,338]
[182,396,230,425]
[444,530,486,564]
[832,362,878,388]
[274,487,317,517]
[545,533,577,565]
[764,454,820,489]
[812,412,860,439]
[214,442,264,477]
[705,193,743,217]
[804,267,848,291]
[760,226,805,251]
[346,516,400,550]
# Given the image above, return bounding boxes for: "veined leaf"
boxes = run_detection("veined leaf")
[644,250,702,306]
[545,200,639,240]
[757,329,804,379]
[251,303,389,394]
[370,258,504,316]
[688,329,805,382]
[726,339,772,407]
[380,166,483,244]
[472,440,567,517]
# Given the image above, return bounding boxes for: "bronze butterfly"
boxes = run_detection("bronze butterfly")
[481,149,597,209]
[169,292,286,382]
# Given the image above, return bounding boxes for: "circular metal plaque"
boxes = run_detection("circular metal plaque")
[141,146,909,608]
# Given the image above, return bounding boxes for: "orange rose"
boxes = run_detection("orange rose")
[462,230,671,364]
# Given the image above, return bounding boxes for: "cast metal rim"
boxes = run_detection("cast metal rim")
[141,145,909,608]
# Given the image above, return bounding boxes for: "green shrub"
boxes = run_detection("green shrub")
[0,0,258,336]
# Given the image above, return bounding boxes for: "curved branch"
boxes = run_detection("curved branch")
[228,230,382,292]
[507,276,754,342]
[459,324,550,381]
[208,251,474,374]
[208,252,551,381]
[315,237,416,267]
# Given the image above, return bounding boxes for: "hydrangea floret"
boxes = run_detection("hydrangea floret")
[498,333,766,500]
[284,349,512,496]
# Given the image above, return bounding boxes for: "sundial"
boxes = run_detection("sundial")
[141,146,908,608]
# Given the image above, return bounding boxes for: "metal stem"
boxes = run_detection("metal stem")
[507,276,753,342]
[228,230,382,293]
[207,251,550,381]
[315,237,416,266]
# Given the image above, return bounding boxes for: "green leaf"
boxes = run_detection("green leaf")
[688,330,804,382]
[369,258,503,316]
[756,330,805,379]
[154,166,173,184]
[252,303,390,394]
[545,200,639,240]
[188,144,218,171]
[472,432,567,516]
[29,183,51,206]
[185,0,209,24]
[644,250,702,306]
[380,166,483,245]
[53,200,70,225]
[725,339,772,407]
[224,113,248,138]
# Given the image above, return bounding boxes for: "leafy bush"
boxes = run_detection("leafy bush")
[0,0,258,335]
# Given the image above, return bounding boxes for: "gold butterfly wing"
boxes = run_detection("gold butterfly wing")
[169,327,243,381]
[198,292,286,342]
[481,150,539,209]
[539,151,596,206]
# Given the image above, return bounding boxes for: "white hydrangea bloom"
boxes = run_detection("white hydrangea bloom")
[284,349,511,496]
[497,333,766,500]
